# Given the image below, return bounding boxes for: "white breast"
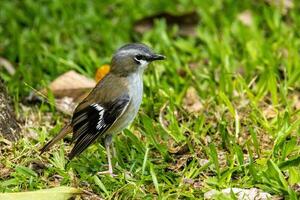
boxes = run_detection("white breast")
[108,72,143,134]
[122,72,143,123]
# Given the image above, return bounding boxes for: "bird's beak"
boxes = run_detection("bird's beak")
[148,54,166,61]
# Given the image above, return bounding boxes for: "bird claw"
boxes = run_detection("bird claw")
[97,170,116,177]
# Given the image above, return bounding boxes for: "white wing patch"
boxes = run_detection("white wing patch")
[91,103,107,130]
[92,103,102,112]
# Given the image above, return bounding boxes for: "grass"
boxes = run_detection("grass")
[1,0,300,199]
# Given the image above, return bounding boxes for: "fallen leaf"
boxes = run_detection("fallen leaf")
[204,188,272,200]
[95,64,110,82]
[41,70,96,100]
[237,10,253,26]
[0,57,15,75]
[183,87,203,114]
[38,70,96,114]
[0,186,81,200]
[134,11,199,37]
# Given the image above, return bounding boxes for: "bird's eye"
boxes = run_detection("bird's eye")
[134,54,145,64]
[135,54,143,61]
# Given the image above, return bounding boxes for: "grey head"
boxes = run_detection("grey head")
[110,43,165,76]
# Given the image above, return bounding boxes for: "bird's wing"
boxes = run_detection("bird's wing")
[68,94,130,160]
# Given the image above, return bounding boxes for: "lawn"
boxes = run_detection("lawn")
[0,0,300,199]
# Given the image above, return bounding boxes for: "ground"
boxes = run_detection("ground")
[0,0,300,199]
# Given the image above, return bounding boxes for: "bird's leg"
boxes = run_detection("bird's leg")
[97,135,116,177]
[106,138,113,175]
[111,140,117,158]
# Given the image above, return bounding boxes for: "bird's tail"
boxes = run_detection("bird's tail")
[40,123,72,154]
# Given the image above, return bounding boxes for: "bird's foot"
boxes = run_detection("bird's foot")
[97,170,116,177]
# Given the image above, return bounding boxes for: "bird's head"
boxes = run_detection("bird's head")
[110,43,165,76]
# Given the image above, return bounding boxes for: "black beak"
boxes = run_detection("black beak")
[148,54,166,61]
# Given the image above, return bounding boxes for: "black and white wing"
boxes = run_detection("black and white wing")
[68,94,130,159]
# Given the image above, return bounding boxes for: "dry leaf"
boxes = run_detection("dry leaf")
[134,11,199,37]
[42,70,96,100]
[36,70,96,114]
[204,188,272,200]
[237,10,253,26]
[183,87,203,113]
[95,64,110,82]
[46,65,110,115]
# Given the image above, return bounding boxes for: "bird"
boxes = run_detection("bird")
[40,43,165,176]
